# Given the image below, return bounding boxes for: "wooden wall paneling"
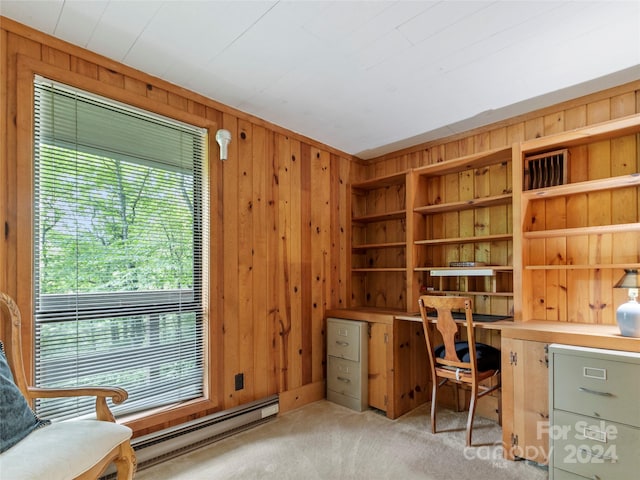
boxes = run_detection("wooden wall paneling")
[565,142,590,323]
[0,28,9,295]
[301,145,314,384]
[489,126,508,150]
[611,92,637,118]
[524,117,544,141]
[610,134,639,309]
[365,177,385,307]
[254,124,282,394]
[544,111,564,136]
[276,133,292,392]
[406,150,421,170]
[444,172,460,268]
[587,98,611,124]
[237,118,255,403]
[98,65,124,89]
[208,122,225,409]
[569,145,589,183]
[389,266,407,310]
[188,99,206,119]
[367,322,389,412]
[70,55,98,79]
[458,168,474,266]
[463,134,478,156]
[265,128,280,395]
[124,75,149,98]
[527,199,547,321]
[310,147,331,382]
[406,171,420,310]
[564,105,588,131]
[433,144,446,165]
[371,158,388,179]
[544,197,567,322]
[473,131,491,154]
[586,141,613,324]
[222,113,240,407]
[332,153,349,310]
[474,164,491,313]
[145,83,168,104]
[0,27,10,347]
[167,90,189,113]
[288,138,303,390]
[392,320,429,416]
[489,161,511,315]
[41,45,70,69]
[444,139,461,160]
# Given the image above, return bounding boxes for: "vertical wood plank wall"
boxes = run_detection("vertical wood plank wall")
[0,19,351,436]
[2,17,639,438]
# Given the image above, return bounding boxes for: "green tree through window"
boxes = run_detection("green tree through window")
[33,78,206,420]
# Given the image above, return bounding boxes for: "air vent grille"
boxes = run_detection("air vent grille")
[524,148,568,190]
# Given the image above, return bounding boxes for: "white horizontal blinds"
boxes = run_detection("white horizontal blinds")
[33,76,207,420]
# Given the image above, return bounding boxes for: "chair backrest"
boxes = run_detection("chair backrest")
[418,295,479,375]
[0,292,29,399]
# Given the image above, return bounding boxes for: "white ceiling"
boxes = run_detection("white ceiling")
[2,1,639,159]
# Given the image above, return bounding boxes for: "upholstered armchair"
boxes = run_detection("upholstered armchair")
[0,292,136,479]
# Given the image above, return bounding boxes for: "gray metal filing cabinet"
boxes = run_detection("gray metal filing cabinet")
[549,344,640,480]
[326,318,368,411]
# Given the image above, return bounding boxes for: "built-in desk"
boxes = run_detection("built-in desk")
[326,307,640,464]
[498,320,640,353]
[325,308,508,419]
[394,311,512,330]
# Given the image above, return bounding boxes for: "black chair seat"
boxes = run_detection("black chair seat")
[434,341,500,372]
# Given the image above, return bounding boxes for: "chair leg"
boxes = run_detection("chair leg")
[114,442,136,480]
[453,382,460,412]
[497,385,502,427]
[430,380,438,434]
[466,384,479,447]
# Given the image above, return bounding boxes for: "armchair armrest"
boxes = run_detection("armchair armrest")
[26,386,128,422]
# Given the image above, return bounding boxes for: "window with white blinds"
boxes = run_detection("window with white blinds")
[33,76,207,421]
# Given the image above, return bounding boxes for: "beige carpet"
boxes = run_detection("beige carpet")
[135,400,548,480]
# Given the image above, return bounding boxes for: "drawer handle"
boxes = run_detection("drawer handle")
[578,447,616,462]
[578,387,613,397]
[335,341,350,347]
[336,376,351,383]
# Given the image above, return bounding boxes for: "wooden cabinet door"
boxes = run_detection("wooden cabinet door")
[502,338,550,465]
[392,319,430,418]
[368,322,391,412]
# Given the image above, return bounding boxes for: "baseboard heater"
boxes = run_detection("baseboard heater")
[102,394,279,478]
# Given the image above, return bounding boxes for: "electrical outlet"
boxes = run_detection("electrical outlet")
[234,373,244,391]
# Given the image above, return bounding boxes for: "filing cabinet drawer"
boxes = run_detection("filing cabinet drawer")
[327,356,362,399]
[553,352,640,426]
[327,318,361,362]
[551,410,640,480]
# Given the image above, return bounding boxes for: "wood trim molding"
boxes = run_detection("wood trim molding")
[278,380,325,413]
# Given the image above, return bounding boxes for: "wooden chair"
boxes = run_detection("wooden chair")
[0,292,136,479]
[418,295,501,446]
